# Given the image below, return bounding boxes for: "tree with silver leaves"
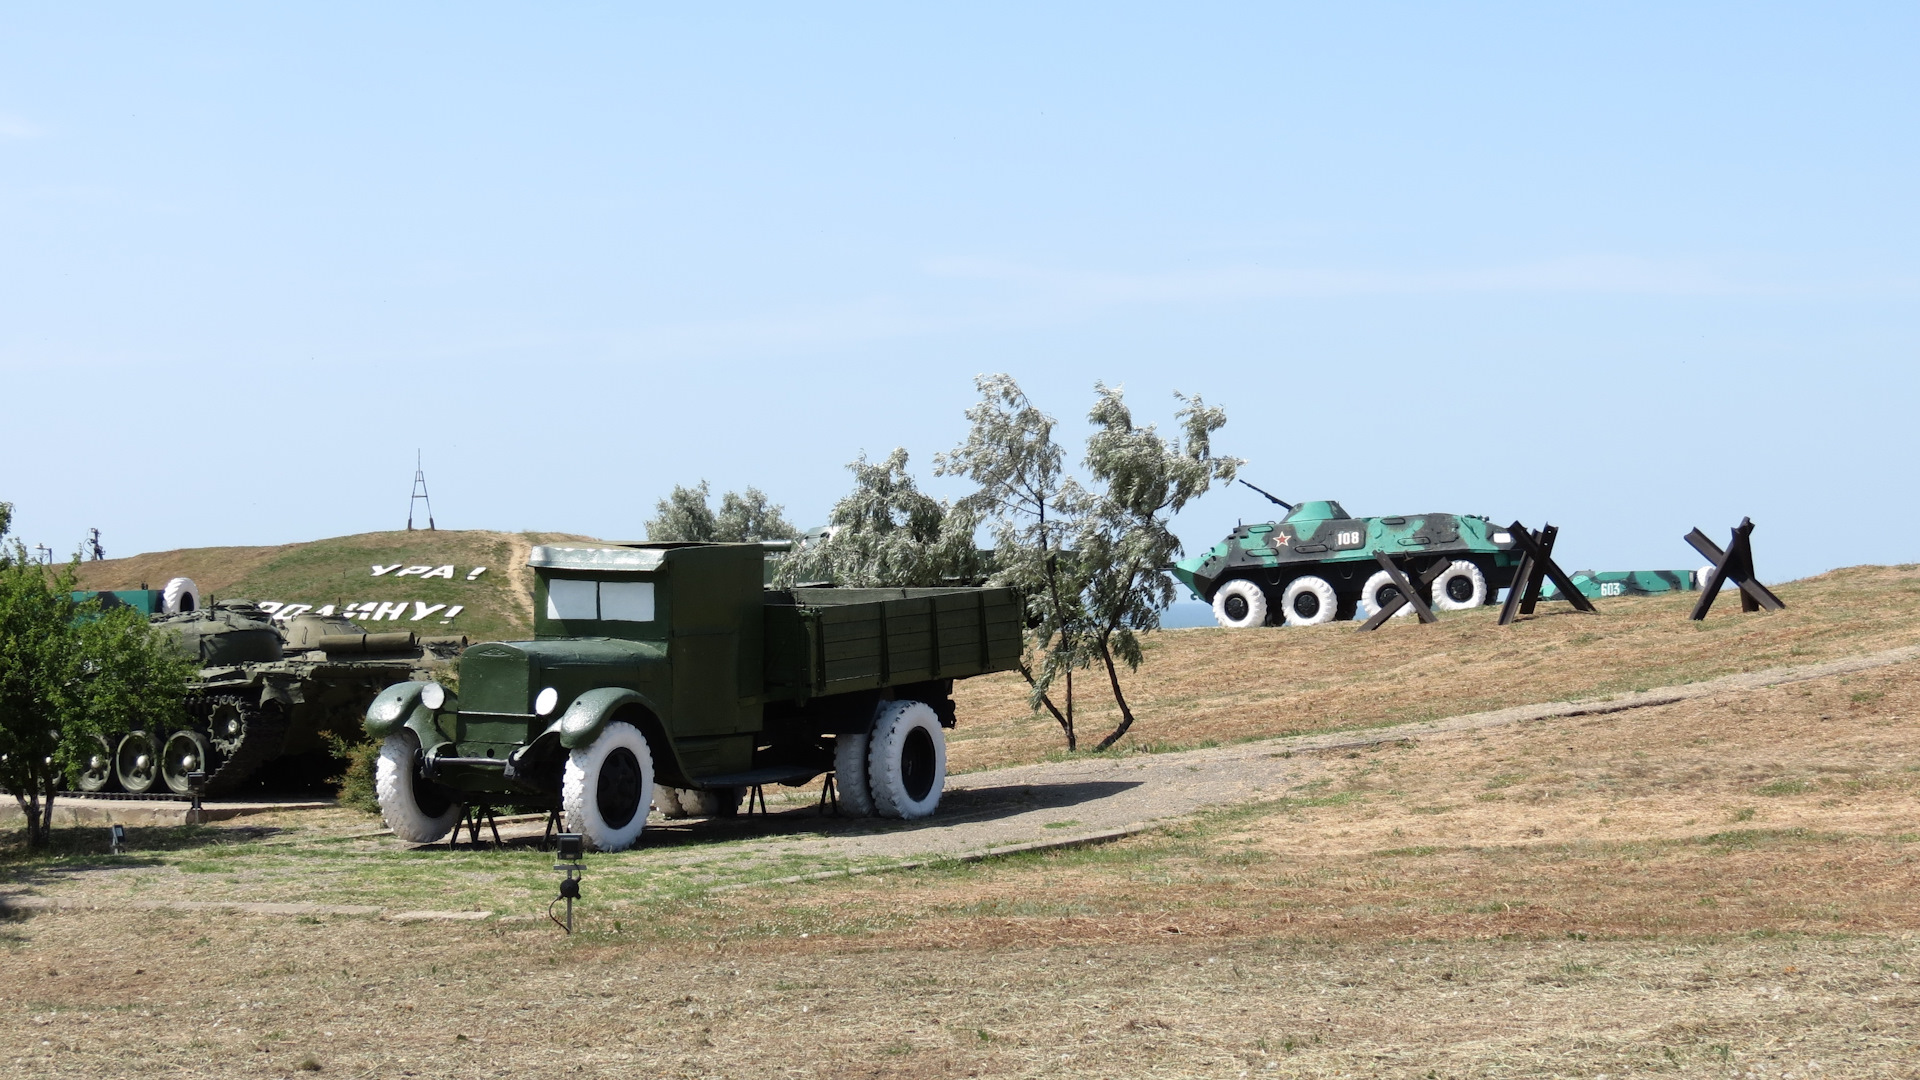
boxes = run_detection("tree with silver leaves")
[936,375,1088,748]
[645,481,799,543]
[776,449,981,588]
[1070,385,1240,750]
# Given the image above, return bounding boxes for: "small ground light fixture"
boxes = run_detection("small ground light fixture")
[187,771,207,821]
[109,823,125,854]
[551,833,584,934]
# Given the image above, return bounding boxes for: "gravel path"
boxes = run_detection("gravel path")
[627,642,1920,880]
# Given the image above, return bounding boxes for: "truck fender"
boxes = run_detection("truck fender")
[365,682,430,740]
[553,687,656,750]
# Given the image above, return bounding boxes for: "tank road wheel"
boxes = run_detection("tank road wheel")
[561,720,656,852]
[1210,579,1269,629]
[1280,576,1338,627]
[1431,560,1488,612]
[114,731,161,794]
[375,733,463,844]
[833,732,876,817]
[652,786,690,819]
[866,700,947,820]
[1359,570,1413,620]
[75,735,115,793]
[161,731,213,795]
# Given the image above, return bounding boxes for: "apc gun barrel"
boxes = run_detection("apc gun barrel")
[1238,479,1294,511]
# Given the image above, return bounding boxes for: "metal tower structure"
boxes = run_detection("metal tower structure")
[407,450,436,532]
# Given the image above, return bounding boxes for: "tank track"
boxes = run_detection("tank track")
[190,693,293,796]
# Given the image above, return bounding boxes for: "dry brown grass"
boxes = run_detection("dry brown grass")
[950,563,1920,770]
[7,571,1920,1077]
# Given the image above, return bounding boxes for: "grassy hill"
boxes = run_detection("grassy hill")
[72,529,599,643]
[950,562,1920,771]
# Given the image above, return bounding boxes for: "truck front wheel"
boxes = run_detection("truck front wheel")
[867,700,947,820]
[375,733,463,844]
[562,720,656,852]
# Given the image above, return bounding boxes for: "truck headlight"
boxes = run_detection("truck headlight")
[535,687,560,716]
[420,682,446,710]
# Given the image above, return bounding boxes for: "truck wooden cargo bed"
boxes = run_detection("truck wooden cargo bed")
[764,586,1023,700]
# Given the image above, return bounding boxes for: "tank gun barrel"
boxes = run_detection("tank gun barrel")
[1237,479,1294,512]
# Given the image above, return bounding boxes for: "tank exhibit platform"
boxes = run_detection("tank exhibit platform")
[0,792,331,827]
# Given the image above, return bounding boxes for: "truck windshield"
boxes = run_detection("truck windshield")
[546,579,655,622]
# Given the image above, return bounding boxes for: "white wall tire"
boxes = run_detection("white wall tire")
[867,700,947,820]
[675,787,743,817]
[375,733,463,844]
[1431,560,1488,611]
[652,785,689,819]
[561,720,655,852]
[1359,570,1414,620]
[1210,579,1268,629]
[162,576,200,614]
[1281,576,1338,627]
[833,732,875,816]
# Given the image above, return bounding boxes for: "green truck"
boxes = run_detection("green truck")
[364,542,1023,850]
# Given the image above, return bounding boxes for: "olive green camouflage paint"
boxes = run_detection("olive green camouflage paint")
[371,542,1021,808]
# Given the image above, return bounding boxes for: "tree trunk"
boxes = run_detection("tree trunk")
[1093,630,1139,751]
[13,787,44,847]
[1043,551,1075,731]
[37,780,56,848]
[1016,662,1075,750]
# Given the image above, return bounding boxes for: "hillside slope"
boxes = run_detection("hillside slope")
[72,529,599,643]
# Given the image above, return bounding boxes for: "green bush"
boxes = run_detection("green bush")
[326,734,382,815]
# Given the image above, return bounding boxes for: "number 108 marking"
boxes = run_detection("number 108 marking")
[1335,530,1362,546]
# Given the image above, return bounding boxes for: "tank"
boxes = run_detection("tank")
[71,587,465,797]
[1169,482,1526,628]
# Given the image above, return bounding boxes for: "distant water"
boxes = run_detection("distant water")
[1161,600,1217,629]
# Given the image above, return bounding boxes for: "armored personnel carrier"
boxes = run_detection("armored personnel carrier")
[73,581,463,796]
[363,542,1022,850]
[1170,483,1526,628]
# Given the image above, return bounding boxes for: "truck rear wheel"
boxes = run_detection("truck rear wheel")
[652,786,689,819]
[675,787,743,818]
[562,720,656,852]
[834,733,875,816]
[1210,579,1268,629]
[375,733,463,844]
[867,700,946,820]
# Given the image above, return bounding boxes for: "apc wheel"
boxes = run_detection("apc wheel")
[562,720,656,852]
[114,731,161,794]
[161,731,213,795]
[1696,565,1719,591]
[75,735,115,792]
[374,733,463,843]
[833,732,875,816]
[1210,579,1268,629]
[867,700,946,820]
[1281,576,1338,627]
[1431,560,1487,611]
[652,786,690,819]
[1359,570,1414,620]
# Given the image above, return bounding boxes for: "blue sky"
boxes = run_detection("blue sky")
[2,5,1915,587]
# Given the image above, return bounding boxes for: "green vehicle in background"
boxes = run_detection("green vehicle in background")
[71,580,463,796]
[364,542,1022,851]
[1170,483,1525,628]
[1539,568,1709,601]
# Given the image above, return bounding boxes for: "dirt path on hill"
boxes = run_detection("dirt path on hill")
[594,641,1920,880]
